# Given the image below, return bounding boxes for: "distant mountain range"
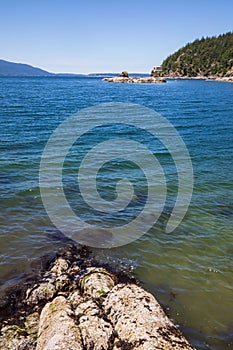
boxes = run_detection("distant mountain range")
[0,59,54,76]
[0,59,148,77]
[0,59,89,76]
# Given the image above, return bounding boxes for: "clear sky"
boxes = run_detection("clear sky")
[0,0,232,74]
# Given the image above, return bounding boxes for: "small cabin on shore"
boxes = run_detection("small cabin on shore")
[153,66,163,71]
[151,66,163,76]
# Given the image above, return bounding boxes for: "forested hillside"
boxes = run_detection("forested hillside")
[153,32,233,77]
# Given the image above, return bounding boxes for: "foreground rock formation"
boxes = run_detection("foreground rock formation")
[0,245,195,349]
[103,76,166,84]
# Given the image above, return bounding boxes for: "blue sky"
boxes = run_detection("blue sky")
[0,0,232,73]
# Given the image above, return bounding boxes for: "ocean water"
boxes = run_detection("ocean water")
[0,76,232,349]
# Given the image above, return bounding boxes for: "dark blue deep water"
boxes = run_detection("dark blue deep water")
[0,77,232,349]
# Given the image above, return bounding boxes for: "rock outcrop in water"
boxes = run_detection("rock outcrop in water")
[0,245,195,350]
[103,76,166,84]
[119,71,129,78]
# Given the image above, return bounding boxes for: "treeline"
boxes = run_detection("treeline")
[156,32,233,77]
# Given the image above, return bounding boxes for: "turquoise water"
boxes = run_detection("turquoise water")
[0,77,233,349]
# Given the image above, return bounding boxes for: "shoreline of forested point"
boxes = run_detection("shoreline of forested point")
[151,32,233,81]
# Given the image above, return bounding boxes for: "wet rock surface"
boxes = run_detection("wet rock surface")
[0,245,195,349]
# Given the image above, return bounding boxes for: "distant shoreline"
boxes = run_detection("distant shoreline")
[0,74,232,83]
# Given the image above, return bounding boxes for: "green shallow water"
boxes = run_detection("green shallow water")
[0,77,232,349]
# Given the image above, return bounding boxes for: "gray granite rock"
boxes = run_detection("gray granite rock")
[78,267,116,299]
[77,300,113,350]
[36,296,82,350]
[104,284,194,350]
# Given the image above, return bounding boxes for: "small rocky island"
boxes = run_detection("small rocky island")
[103,71,166,84]
[0,245,195,349]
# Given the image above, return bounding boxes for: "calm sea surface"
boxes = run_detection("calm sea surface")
[0,77,232,349]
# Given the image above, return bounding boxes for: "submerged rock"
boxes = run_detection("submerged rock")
[0,245,195,349]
